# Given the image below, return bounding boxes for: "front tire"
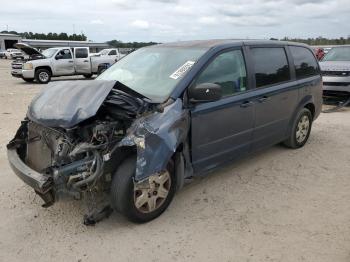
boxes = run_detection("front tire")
[35,69,51,84]
[110,156,176,223]
[283,108,312,149]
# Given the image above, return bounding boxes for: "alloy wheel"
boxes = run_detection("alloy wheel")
[296,115,310,143]
[133,171,171,213]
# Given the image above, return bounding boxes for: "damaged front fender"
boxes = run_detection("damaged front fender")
[116,98,189,181]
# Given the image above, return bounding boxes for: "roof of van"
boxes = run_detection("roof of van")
[157,39,309,49]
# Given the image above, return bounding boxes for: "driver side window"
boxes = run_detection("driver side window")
[195,50,247,97]
[57,49,72,59]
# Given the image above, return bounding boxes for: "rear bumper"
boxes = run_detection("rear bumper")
[7,148,53,194]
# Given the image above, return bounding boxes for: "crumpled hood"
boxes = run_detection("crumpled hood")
[319,61,350,71]
[27,80,117,128]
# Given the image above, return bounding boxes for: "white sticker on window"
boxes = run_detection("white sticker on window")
[170,61,195,80]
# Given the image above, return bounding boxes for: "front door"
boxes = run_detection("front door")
[190,49,255,173]
[74,47,91,74]
[53,49,74,75]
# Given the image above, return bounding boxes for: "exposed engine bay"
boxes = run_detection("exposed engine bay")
[7,80,190,224]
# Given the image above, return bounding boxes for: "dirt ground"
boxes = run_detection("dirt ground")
[0,59,350,262]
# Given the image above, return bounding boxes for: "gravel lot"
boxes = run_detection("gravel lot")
[0,59,350,262]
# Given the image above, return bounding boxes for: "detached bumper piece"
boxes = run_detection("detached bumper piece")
[7,148,55,207]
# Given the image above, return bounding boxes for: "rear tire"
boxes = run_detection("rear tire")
[83,74,93,79]
[110,156,176,223]
[35,69,51,84]
[283,108,312,149]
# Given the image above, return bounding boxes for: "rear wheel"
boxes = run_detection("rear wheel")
[283,108,312,149]
[83,74,93,79]
[35,69,51,84]
[110,156,176,223]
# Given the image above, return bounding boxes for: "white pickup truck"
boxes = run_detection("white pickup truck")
[12,43,120,83]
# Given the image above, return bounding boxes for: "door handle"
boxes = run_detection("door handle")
[258,96,269,103]
[68,61,73,63]
[240,101,254,108]
[83,60,89,62]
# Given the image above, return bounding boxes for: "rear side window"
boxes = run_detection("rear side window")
[75,48,88,58]
[290,46,319,79]
[109,50,117,55]
[251,47,290,88]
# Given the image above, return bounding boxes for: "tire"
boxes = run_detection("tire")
[35,69,51,84]
[22,78,34,83]
[283,108,312,149]
[110,156,176,223]
[97,65,108,75]
[83,74,93,79]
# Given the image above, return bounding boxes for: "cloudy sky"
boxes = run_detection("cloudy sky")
[0,0,348,43]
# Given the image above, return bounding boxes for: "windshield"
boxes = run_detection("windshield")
[42,48,58,58]
[97,46,208,102]
[322,47,350,62]
[99,49,109,55]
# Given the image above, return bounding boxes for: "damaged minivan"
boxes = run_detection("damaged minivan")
[7,40,322,224]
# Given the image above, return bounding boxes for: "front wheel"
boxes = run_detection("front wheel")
[35,69,51,84]
[283,108,312,149]
[110,156,176,223]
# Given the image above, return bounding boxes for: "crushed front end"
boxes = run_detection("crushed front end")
[7,80,190,223]
[6,80,149,207]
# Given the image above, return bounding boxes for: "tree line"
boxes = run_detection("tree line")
[276,36,350,46]
[1,31,87,41]
[2,30,350,47]
[107,40,158,48]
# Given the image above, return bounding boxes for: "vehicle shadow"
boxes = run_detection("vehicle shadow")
[16,77,96,85]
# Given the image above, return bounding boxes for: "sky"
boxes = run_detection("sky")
[0,0,348,43]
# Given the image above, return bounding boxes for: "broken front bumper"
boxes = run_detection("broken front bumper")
[7,148,53,194]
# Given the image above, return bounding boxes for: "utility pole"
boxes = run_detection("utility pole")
[73,24,76,34]
[6,24,8,32]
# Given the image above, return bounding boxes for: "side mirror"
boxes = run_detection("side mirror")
[188,83,222,103]
[55,54,63,60]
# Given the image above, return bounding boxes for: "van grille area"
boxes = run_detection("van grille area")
[322,71,350,77]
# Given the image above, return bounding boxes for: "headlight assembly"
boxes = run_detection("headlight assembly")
[23,63,33,70]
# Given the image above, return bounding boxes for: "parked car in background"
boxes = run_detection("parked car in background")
[5,48,24,59]
[319,45,350,96]
[0,49,6,59]
[92,48,121,59]
[7,40,322,224]
[323,47,333,54]
[12,43,119,83]
[314,47,325,60]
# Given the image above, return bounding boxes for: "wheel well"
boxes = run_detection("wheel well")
[35,66,52,75]
[304,103,315,119]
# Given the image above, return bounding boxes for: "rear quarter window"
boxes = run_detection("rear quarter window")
[251,47,290,88]
[75,48,88,58]
[290,46,319,79]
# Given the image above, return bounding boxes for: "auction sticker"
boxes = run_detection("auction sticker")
[170,61,195,79]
